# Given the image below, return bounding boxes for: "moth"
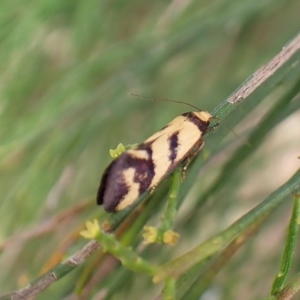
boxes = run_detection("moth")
[97,109,212,212]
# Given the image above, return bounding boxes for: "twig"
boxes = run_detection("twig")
[227,33,300,104]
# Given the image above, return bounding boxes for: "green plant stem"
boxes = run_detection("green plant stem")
[201,77,300,206]
[163,277,176,300]
[153,169,300,283]
[179,212,268,300]
[265,272,300,300]
[276,272,300,300]
[96,230,160,275]
[271,194,300,295]
[157,168,181,238]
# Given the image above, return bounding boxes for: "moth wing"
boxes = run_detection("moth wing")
[144,115,187,143]
[97,112,208,212]
[145,115,204,188]
[97,149,154,212]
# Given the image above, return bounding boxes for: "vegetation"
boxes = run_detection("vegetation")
[0,1,300,299]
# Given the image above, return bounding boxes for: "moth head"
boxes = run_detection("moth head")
[194,111,212,123]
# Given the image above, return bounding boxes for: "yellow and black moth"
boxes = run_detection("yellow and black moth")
[97,110,212,212]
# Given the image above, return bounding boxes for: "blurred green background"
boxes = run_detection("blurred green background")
[0,0,299,299]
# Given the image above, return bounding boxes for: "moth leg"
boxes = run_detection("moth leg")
[207,122,220,132]
[149,185,157,194]
[181,140,205,181]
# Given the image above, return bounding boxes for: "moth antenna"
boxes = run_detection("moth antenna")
[129,93,202,111]
[130,93,249,145]
[212,117,250,146]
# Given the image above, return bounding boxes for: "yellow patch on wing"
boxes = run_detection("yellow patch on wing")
[116,168,140,211]
[127,149,149,160]
[145,115,186,144]
[149,132,172,188]
[194,111,212,122]
[147,115,203,188]
[173,122,202,164]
